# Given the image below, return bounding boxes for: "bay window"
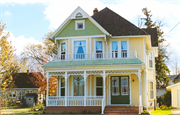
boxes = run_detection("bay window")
[74,77,84,96]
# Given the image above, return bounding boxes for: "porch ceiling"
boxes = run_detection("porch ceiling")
[42,58,143,68]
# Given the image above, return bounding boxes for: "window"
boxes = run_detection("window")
[112,41,118,58]
[75,20,85,30]
[121,41,127,57]
[74,77,84,96]
[61,78,65,96]
[74,41,86,59]
[96,41,103,58]
[61,43,66,60]
[149,52,153,68]
[149,81,154,100]
[112,77,119,95]
[121,77,128,95]
[9,91,16,97]
[96,77,103,96]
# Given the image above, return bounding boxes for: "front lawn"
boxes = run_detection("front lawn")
[151,109,173,115]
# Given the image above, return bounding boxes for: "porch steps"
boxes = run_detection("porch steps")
[104,106,139,114]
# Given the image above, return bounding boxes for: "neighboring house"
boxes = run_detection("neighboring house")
[166,82,180,109]
[156,74,180,96]
[42,7,158,114]
[5,70,43,106]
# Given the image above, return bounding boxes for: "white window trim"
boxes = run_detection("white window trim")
[94,39,105,59]
[149,80,154,100]
[60,41,67,59]
[72,38,88,59]
[72,76,85,96]
[95,76,103,96]
[110,39,129,58]
[75,20,85,30]
[148,52,153,69]
[121,77,129,96]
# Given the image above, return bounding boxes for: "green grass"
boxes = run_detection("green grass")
[151,110,173,114]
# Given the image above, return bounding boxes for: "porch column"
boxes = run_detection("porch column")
[138,69,142,114]
[46,72,49,106]
[57,76,59,96]
[84,71,86,106]
[65,71,67,107]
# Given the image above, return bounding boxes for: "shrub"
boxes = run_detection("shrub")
[157,91,171,107]
[141,110,150,114]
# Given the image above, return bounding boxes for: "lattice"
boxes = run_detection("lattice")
[49,72,65,77]
[67,71,84,75]
[86,71,103,75]
[105,70,138,74]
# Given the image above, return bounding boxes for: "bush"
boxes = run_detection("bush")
[141,110,150,114]
[157,91,171,107]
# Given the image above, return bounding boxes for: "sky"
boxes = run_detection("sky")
[0,0,180,74]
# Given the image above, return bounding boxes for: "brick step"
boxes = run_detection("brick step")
[105,108,139,110]
[105,106,139,108]
[104,106,139,114]
[104,112,138,114]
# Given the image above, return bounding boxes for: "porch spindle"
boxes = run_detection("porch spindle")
[46,73,49,106]
[65,71,67,107]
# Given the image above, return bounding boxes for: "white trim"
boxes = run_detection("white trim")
[149,80,154,100]
[94,76,103,96]
[167,82,180,89]
[112,35,150,38]
[49,6,110,40]
[75,20,85,30]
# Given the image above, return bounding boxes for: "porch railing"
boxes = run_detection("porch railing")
[48,96,103,106]
[53,50,137,61]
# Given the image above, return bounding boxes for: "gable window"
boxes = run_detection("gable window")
[74,77,84,96]
[121,41,127,57]
[74,41,86,59]
[149,81,154,100]
[112,41,118,58]
[148,52,153,68]
[61,43,66,60]
[96,41,103,58]
[75,20,85,30]
[60,78,65,96]
[96,77,103,96]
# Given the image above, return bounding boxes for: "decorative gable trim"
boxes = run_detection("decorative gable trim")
[49,6,111,41]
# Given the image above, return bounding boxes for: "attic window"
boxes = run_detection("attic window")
[75,20,85,30]
[76,12,82,18]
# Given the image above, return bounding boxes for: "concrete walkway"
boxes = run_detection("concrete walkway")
[171,109,180,114]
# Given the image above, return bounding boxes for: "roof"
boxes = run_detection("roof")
[9,73,42,88]
[92,7,158,47]
[166,82,180,89]
[42,58,143,67]
[168,75,177,80]
[92,7,148,36]
[142,28,158,47]
[174,73,180,80]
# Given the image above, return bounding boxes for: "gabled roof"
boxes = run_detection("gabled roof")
[174,73,180,80]
[142,28,158,47]
[168,75,178,80]
[49,6,110,41]
[166,82,180,89]
[92,7,148,36]
[9,73,42,88]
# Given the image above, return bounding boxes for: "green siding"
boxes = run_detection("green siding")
[56,19,104,37]
[43,58,143,68]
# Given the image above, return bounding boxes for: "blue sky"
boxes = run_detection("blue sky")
[1,0,180,74]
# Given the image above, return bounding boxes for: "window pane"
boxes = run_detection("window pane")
[61,78,65,87]
[121,41,127,50]
[61,88,65,96]
[96,77,102,86]
[61,43,66,52]
[78,23,83,29]
[96,88,103,96]
[150,90,154,99]
[74,41,86,59]
[96,41,102,50]
[74,77,84,96]
[112,41,118,51]
[150,82,153,90]
[149,60,153,68]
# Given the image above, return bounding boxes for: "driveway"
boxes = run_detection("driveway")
[171,109,180,114]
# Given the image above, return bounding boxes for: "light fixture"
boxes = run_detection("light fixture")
[132,79,135,82]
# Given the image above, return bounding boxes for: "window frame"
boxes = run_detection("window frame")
[73,76,84,96]
[94,39,104,59]
[149,80,154,100]
[95,77,103,96]
[60,42,67,60]
[75,20,85,30]
[9,91,16,98]
[111,77,119,96]
[148,52,153,68]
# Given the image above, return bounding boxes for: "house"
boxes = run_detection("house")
[4,70,43,106]
[42,7,158,114]
[166,82,180,109]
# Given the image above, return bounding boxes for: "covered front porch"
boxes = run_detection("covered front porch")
[46,69,143,114]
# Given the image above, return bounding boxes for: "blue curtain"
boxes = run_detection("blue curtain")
[74,41,86,59]
[96,41,102,50]
[112,41,118,51]
[121,41,127,50]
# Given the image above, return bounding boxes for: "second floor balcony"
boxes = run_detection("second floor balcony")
[52,50,137,61]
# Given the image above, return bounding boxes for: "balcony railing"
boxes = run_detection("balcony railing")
[53,50,137,61]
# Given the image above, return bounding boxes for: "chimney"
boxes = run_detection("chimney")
[93,8,98,15]
[27,70,29,75]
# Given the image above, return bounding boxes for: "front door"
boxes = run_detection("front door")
[111,76,130,104]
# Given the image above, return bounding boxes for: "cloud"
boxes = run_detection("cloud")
[4,11,12,16]
[7,31,41,59]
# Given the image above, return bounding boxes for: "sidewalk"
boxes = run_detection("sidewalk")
[171,109,180,114]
